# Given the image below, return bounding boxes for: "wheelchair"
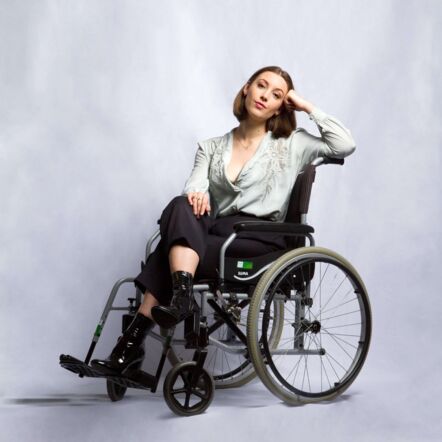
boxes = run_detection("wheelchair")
[60,156,372,416]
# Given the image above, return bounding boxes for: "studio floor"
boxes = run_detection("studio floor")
[1,370,439,442]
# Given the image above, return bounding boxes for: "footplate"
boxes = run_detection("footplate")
[60,354,105,378]
[59,354,156,390]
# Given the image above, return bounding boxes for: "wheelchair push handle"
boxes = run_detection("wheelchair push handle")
[312,156,345,166]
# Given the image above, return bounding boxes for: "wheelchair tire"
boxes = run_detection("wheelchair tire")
[106,379,127,402]
[247,246,372,404]
[163,361,214,416]
[165,298,284,389]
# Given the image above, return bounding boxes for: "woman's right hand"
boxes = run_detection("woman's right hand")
[187,192,211,219]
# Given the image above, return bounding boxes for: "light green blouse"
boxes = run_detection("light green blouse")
[182,107,356,221]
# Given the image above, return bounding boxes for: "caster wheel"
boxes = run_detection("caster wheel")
[106,379,127,402]
[163,361,214,416]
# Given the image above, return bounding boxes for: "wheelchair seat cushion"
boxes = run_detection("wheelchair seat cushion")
[195,233,286,281]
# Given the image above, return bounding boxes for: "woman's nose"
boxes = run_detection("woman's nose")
[260,92,268,101]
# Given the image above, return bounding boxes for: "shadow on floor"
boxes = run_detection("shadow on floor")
[2,384,357,413]
[3,391,163,408]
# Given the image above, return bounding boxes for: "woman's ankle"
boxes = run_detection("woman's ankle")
[137,291,160,320]
[137,307,153,320]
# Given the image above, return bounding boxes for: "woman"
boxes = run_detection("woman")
[91,65,356,376]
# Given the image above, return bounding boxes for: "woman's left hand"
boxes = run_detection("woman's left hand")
[284,89,314,113]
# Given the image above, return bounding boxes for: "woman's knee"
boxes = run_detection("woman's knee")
[160,195,190,220]
[162,195,191,216]
[170,195,189,207]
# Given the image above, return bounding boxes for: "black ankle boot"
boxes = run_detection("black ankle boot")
[91,312,154,375]
[151,271,197,329]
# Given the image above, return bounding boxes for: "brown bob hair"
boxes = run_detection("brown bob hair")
[233,66,296,139]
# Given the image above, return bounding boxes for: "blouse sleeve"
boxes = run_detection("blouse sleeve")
[296,106,356,167]
[182,141,211,195]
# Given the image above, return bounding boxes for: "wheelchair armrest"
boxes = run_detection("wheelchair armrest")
[218,221,315,281]
[233,221,314,235]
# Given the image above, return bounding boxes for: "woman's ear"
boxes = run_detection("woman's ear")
[243,83,249,96]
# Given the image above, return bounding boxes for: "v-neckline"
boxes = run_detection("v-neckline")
[224,129,270,186]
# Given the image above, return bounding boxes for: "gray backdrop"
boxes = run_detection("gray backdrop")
[1,0,441,441]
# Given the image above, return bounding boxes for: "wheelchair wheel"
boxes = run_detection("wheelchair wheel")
[163,361,214,416]
[106,379,127,402]
[166,297,284,389]
[247,246,372,404]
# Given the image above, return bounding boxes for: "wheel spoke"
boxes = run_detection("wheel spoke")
[324,322,361,330]
[320,309,361,322]
[311,262,329,301]
[325,349,349,375]
[322,328,359,352]
[291,355,303,385]
[325,351,342,380]
[184,390,191,408]
[172,387,187,395]
[312,334,332,389]
[285,355,302,383]
[318,295,357,317]
[316,273,348,314]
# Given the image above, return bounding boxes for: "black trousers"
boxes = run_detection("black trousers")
[133,196,287,305]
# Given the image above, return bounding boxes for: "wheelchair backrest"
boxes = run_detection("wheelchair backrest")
[285,165,316,224]
[284,164,316,248]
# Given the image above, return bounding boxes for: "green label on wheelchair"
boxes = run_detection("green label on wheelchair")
[94,324,103,337]
[237,260,253,270]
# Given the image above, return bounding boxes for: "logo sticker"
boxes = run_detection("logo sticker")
[237,260,253,270]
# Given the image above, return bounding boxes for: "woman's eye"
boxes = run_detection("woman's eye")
[273,94,281,99]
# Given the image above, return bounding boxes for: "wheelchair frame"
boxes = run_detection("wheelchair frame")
[60,157,372,416]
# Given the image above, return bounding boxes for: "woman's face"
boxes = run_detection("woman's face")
[242,71,289,122]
